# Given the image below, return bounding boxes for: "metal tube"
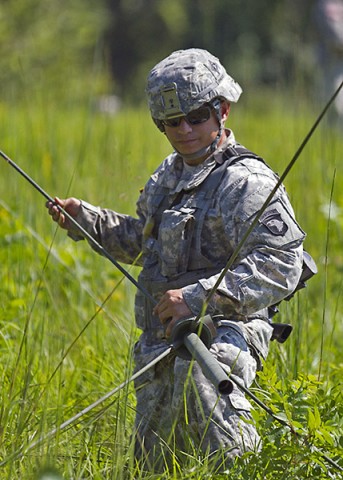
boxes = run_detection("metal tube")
[183,332,233,395]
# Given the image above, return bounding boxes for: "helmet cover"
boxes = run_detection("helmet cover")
[146,48,242,121]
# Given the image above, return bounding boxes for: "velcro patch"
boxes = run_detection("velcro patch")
[260,209,288,236]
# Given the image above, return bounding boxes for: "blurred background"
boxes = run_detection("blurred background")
[1,2,343,477]
[1,0,340,111]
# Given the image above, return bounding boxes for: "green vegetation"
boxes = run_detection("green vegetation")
[1,1,342,477]
[0,87,342,479]
[0,0,109,100]
[0,0,317,102]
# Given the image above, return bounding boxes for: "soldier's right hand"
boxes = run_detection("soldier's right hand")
[46,196,81,230]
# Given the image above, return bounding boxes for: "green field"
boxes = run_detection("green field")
[0,89,342,479]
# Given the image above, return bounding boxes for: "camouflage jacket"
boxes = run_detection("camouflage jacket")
[69,130,305,331]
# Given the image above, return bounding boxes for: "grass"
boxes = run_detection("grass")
[0,86,342,479]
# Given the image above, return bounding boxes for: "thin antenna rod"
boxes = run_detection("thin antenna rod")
[0,149,156,305]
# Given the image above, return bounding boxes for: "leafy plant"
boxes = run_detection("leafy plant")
[0,86,342,478]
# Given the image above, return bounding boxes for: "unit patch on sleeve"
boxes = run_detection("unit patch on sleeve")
[260,208,288,236]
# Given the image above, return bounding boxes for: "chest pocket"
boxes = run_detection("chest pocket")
[146,145,265,278]
[157,207,195,277]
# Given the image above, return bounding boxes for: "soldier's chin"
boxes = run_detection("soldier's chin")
[176,139,199,152]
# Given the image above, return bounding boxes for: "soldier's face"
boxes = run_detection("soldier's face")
[164,102,230,165]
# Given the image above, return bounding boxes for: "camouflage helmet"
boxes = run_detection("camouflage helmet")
[146,48,242,122]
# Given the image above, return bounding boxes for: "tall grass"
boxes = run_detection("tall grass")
[0,88,342,479]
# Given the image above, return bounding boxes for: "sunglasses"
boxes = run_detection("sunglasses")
[162,105,212,128]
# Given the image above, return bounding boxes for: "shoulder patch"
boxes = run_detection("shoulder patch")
[260,208,288,236]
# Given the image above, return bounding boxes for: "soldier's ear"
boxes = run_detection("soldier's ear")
[221,101,231,121]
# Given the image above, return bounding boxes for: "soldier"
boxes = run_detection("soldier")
[313,0,343,125]
[46,49,305,472]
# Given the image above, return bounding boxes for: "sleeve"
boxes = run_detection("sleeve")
[182,164,306,318]
[67,199,146,266]
[65,155,173,267]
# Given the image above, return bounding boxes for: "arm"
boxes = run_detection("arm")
[46,197,145,266]
[155,163,305,331]
[182,165,305,318]
[45,156,174,268]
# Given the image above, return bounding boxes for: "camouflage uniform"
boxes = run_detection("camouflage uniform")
[68,129,305,469]
[67,49,305,470]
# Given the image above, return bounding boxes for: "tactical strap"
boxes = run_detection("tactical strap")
[150,143,264,225]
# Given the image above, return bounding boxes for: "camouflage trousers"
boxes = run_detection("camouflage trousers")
[133,319,273,472]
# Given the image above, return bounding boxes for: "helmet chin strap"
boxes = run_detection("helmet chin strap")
[177,99,224,162]
[177,144,214,162]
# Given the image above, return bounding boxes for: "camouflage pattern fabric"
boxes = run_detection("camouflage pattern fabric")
[68,129,305,469]
[146,48,242,120]
[133,319,271,471]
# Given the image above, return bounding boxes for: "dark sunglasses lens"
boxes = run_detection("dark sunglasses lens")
[164,117,182,127]
[163,106,211,128]
[187,106,211,125]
